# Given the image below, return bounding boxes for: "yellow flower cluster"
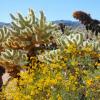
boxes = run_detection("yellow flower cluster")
[86,79,93,86]
[2,43,100,100]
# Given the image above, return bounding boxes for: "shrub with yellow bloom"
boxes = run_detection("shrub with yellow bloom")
[1,43,100,100]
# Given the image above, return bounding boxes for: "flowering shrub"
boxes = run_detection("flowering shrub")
[2,43,100,100]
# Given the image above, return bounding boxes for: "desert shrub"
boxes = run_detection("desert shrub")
[2,43,100,100]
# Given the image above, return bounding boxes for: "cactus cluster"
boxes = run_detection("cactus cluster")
[0,8,100,76]
[0,9,56,73]
[38,31,100,62]
[7,9,55,50]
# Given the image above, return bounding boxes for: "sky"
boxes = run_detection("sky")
[0,0,100,23]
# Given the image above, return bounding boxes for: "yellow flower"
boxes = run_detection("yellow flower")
[82,47,92,53]
[31,90,35,96]
[98,54,100,57]
[50,79,57,85]
[67,44,77,53]
[56,73,62,81]
[95,62,100,66]
[71,60,78,66]
[57,94,62,100]
[95,76,100,80]
[42,67,48,74]
[86,79,93,86]
[63,57,68,61]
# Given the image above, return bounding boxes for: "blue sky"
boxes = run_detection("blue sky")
[0,0,100,22]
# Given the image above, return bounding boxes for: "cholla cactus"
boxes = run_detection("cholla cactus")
[0,9,57,78]
[83,39,100,51]
[0,49,28,66]
[55,33,83,48]
[0,26,10,53]
[0,26,10,42]
[38,33,84,62]
[6,9,55,50]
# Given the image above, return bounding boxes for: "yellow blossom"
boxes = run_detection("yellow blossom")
[95,62,100,66]
[50,79,57,85]
[56,73,62,80]
[57,94,62,100]
[71,61,78,66]
[86,79,93,86]
[82,47,92,53]
[95,76,100,80]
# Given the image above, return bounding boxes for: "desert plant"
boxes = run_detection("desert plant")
[2,43,100,100]
[0,9,57,80]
